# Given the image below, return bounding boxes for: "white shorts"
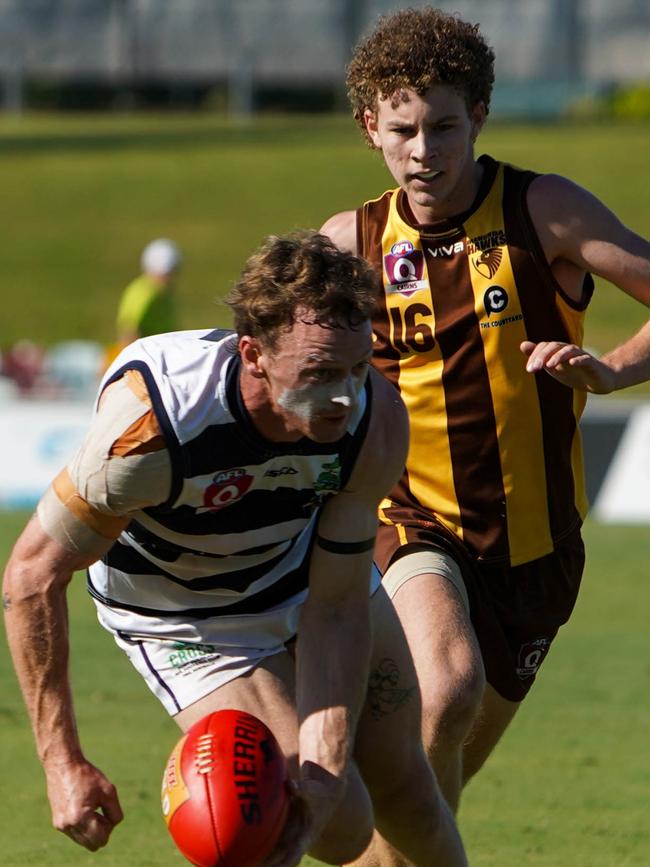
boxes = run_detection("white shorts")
[114,632,288,716]
[381,548,469,613]
[110,563,382,716]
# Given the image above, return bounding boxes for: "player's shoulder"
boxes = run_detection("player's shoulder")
[368,367,408,423]
[366,369,408,455]
[527,172,614,247]
[116,328,234,366]
[320,188,399,254]
[527,172,598,215]
[320,210,358,254]
[346,370,407,497]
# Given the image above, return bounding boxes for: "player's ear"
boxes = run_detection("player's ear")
[239,336,266,378]
[470,101,487,142]
[364,109,381,148]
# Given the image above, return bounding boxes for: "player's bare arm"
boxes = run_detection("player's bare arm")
[319,210,359,255]
[522,174,650,391]
[2,374,169,852]
[3,516,123,851]
[287,371,408,861]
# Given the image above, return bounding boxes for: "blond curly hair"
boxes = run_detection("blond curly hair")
[347,7,495,147]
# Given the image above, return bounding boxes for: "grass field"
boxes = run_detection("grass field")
[1,113,649,394]
[1,513,649,866]
[1,112,649,865]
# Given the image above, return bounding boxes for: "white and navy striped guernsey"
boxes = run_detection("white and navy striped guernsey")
[88,329,372,647]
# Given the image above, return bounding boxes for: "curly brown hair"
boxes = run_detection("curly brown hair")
[226,230,379,349]
[347,7,495,147]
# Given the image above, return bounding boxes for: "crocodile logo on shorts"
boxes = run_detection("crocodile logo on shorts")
[168,642,219,669]
[313,457,341,494]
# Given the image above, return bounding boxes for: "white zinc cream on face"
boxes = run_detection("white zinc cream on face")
[277,372,366,421]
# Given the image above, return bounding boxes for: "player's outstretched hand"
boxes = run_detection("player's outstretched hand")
[262,768,344,867]
[520,340,616,394]
[45,758,124,851]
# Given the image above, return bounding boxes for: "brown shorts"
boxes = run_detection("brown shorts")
[375,516,585,702]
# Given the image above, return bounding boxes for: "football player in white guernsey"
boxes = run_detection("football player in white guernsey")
[3,232,467,867]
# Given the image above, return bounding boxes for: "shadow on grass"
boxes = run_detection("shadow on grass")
[0,117,350,155]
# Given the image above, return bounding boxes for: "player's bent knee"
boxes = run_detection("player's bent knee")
[310,821,374,865]
[361,740,431,805]
[370,760,447,837]
[421,660,485,751]
[309,767,374,865]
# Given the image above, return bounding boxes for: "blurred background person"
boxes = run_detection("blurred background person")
[116,237,182,348]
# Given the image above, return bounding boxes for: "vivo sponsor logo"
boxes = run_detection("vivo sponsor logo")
[426,241,465,258]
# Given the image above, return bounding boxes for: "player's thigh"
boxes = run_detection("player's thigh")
[353,585,424,786]
[392,569,484,706]
[174,650,299,762]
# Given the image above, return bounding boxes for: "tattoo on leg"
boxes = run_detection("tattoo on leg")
[367,657,416,720]
[2,593,11,611]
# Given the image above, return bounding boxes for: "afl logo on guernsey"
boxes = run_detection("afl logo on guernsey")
[202,468,253,511]
[384,240,428,298]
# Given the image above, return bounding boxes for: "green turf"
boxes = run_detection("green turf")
[1,512,649,866]
[459,520,650,866]
[1,113,648,395]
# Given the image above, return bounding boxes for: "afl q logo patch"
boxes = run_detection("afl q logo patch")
[516,637,550,680]
[202,468,253,511]
[383,240,426,297]
[483,285,508,317]
[391,255,418,282]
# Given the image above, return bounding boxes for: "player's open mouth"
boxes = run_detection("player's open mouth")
[412,170,441,181]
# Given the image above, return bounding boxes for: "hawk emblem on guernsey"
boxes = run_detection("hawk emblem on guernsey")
[472,247,502,279]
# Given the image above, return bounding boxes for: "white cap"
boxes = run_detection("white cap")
[141,238,182,275]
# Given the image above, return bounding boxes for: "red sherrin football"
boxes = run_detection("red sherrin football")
[161,710,289,867]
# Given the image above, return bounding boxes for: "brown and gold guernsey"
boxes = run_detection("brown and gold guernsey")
[358,155,592,567]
